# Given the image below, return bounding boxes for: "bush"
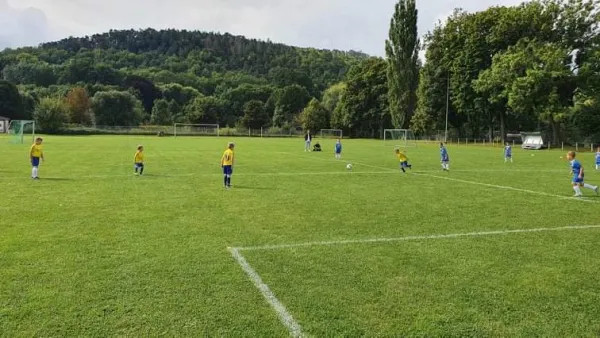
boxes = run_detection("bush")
[34,97,69,133]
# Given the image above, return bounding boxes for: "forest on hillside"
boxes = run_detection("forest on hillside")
[0,0,599,142]
[0,29,367,133]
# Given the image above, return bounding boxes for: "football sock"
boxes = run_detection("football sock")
[573,186,582,196]
[223,175,228,187]
[401,167,405,173]
[584,183,597,190]
[227,175,232,186]
[139,166,144,175]
[32,167,38,178]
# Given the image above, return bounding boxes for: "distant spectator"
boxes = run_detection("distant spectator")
[304,130,312,152]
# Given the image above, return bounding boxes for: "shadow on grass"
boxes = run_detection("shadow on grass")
[39,177,74,181]
[229,185,275,191]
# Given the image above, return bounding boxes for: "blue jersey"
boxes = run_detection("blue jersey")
[440,147,449,162]
[335,143,342,154]
[505,146,512,157]
[571,160,583,176]
[596,152,600,165]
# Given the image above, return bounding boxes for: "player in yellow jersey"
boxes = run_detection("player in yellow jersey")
[29,137,44,179]
[221,142,235,189]
[395,148,412,173]
[134,145,145,176]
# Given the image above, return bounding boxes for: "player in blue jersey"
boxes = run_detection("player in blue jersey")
[504,143,513,163]
[440,143,450,171]
[595,147,600,170]
[334,139,342,159]
[567,151,599,197]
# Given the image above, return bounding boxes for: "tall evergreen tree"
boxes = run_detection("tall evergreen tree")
[385,0,420,128]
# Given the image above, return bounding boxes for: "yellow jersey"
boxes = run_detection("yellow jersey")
[30,144,43,158]
[134,151,144,163]
[222,149,234,166]
[397,152,408,162]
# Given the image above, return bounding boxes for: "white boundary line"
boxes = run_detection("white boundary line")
[0,171,393,181]
[414,172,600,204]
[228,247,304,338]
[230,225,600,336]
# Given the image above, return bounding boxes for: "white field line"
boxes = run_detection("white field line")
[228,247,304,338]
[234,225,600,251]
[414,172,600,204]
[231,225,600,335]
[0,171,394,180]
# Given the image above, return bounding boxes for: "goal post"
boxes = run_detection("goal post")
[383,129,417,147]
[173,123,219,137]
[320,129,343,139]
[8,120,36,144]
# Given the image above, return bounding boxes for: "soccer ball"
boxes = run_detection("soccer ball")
[346,164,353,170]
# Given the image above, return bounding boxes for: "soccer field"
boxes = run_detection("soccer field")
[2,135,600,336]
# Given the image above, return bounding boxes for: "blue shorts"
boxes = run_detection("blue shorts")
[572,175,584,184]
[505,154,512,158]
[134,163,144,169]
[223,165,233,176]
[400,161,409,168]
[31,157,40,167]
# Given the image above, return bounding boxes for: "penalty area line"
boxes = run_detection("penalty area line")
[230,224,600,335]
[414,172,600,204]
[235,225,600,251]
[228,247,304,338]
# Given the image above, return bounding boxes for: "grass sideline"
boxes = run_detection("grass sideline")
[1,135,600,336]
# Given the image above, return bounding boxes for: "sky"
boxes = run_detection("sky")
[1,0,524,56]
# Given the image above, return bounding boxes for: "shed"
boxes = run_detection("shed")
[0,116,9,133]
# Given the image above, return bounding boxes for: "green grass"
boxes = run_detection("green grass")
[1,135,600,336]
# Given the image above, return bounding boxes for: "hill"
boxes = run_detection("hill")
[0,28,369,128]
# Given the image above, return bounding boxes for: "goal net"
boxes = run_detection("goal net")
[384,129,417,147]
[320,129,343,139]
[8,120,36,144]
[174,123,219,137]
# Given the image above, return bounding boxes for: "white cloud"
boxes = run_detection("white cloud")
[3,0,524,55]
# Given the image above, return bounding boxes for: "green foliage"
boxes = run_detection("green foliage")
[150,99,173,125]
[0,80,25,119]
[336,58,391,137]
[3,61,57,86]
[300,98,330,132]
[160,83,201,107]
[185,96,228,124]
[239,100,269,129]
[91,91,144,126]
[33,97,69,133]
[385,0,420,128]
[271,85,311,127]
[321,82,346,114]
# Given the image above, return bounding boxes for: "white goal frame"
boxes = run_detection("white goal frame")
[8,120,36,144]
[173,123,220,137]
[521,132,544,150]
[383,129,417,147]
[320,129,343,139]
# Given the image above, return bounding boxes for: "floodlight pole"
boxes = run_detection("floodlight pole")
[444,76,449,143]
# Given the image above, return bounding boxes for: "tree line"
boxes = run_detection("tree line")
[1,0,599,142]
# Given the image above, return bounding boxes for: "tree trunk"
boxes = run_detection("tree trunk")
[549,115,560,145]
[499,110,506,143]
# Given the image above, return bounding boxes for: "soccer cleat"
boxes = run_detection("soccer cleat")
[595,186,599,195]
